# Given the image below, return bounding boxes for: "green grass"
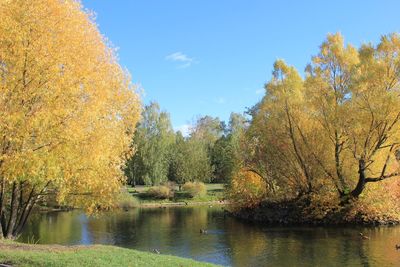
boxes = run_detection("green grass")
[0,241,219,267]
[127,183,225,206]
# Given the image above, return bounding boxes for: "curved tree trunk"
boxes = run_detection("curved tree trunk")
[350,159,367,198]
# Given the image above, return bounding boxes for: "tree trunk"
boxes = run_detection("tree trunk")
[13,187,36,237]
[285,104,312,194]
[6,182,20,239]
[129,168,136,187]
[1,213,7,238]
[350,159,366,198]
[0,178,4,238]
[13,197,37,237]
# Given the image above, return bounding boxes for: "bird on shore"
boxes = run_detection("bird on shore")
[395,244,400,250]
[152,249,160,254]
[359,232,370,240]
[200,229,208,234]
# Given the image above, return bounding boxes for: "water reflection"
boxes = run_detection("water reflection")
[20,207,400,267]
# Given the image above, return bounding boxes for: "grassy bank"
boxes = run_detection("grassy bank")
[0,241,219,267]
[126,183,226,207]
[38,184,227,211]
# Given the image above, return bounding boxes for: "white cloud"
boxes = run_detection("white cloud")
[174,124,192,137]
[165,52,195,68]
[214,97,226,104]
[255,88,264,95]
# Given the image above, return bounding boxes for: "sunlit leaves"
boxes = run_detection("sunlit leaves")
[0,0,140,212]
[242,33,400,217]
[228,169,267,209]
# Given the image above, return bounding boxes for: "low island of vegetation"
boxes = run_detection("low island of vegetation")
[227,33,400,226]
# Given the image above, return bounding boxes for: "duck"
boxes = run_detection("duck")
[200,229,208,234]
[359,232,370,240]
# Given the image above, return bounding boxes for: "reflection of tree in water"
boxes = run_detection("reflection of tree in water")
[20,209,400,266]
[222,224,400,267]
[20,211,83,244]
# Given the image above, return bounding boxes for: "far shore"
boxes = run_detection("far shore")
[139,200,229,208]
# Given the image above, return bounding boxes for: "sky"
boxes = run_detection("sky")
[82,0,400,134]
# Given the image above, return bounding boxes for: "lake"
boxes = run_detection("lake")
[19,206,400,266]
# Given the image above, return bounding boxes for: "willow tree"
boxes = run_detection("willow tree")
[0,0,140,238]
[243,60,316,198]
[305,33,400,199]
[247,33,400,205]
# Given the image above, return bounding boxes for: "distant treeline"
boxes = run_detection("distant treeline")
[124,102,246,186]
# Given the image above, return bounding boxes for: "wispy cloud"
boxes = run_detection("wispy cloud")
[255,88,264,95]
[165,52,195,68]
[214,97,226,104]
[174,124,192,137]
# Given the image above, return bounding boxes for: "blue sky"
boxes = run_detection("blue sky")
[82,0,400,134]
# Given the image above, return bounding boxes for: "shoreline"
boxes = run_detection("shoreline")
[138,200,229,208]
[37,200,230,213]
[230,199,400,226]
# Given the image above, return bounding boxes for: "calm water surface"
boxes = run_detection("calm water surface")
[19,206,400,266]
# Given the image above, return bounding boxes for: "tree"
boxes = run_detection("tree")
[190,116,224,181]
[245,33,400,207]
[167,131,186,185]
[125,102,174,186]
[242,60,313,198]
[211,113,247,183]
[305,33,400,200]
[211,136,234,183]
[168,132,213,185]
[191,116,224,146]
[0,0,140,238]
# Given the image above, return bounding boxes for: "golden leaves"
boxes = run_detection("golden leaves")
[228,169,267,209]
[247,32,400,205]
[0,0,140,210]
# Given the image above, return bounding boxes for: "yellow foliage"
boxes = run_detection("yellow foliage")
[147,186,174,199]
[246,33,400,203]
[182,181,207,198]
[0,0,140,213]
[228,169,267,209]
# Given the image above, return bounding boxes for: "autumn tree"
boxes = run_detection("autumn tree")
[0,0,140,238]
[245,33,400,208]
[243,60,314,198]
[125,102,175,186]
[305,33,400,200]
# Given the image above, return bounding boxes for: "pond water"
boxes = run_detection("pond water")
[19,206,400,266]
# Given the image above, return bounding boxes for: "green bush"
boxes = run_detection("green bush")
[182,182,207,198]
[146,186,174,199]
